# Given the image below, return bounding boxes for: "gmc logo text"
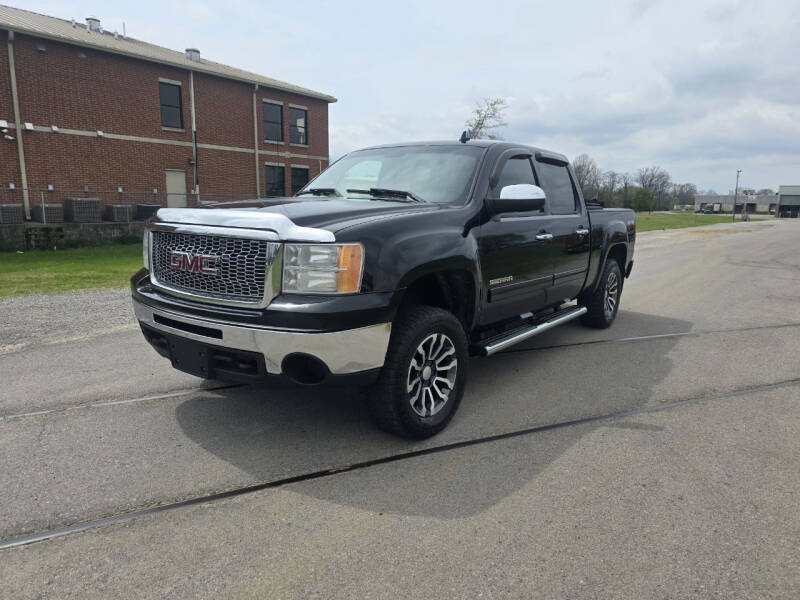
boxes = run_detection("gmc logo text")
[168,251,218,275]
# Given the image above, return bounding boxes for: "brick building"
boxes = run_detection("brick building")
[0,5,336,219]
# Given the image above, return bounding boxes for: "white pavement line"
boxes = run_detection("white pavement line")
[614,322,800,343]
[499,322,800,354]
[0,385,242,423]
[0,323,139,356]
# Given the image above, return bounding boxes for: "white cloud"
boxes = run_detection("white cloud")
[22,0,800,189]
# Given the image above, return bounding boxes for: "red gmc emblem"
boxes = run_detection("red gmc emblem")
[168,250,218,275]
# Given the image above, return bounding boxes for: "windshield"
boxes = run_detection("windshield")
[300,145,484,204]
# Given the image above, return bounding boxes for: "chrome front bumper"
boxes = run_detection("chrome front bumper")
[133,298,391,375]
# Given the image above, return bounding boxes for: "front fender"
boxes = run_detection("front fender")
[384,231,481,329]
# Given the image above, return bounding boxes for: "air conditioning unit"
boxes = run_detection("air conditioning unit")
[0,203,24,224]
[135,204,161,220]
[64,197,101,222]
[105,204,132,222]
[31,203,64,223]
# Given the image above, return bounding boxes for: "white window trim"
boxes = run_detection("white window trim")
[290,143,309,148]
[162,126,185,133]
[288,103,308,110]
[262,98,284,106]
[265,162,285,167]
[290,164,310,170]
[158,77,182,86]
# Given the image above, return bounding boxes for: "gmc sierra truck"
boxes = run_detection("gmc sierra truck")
[131,140,635,438]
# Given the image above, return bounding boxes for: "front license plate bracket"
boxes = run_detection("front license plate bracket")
[169,337,211,378]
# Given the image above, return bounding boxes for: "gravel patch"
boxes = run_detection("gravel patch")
[0,287,135,354]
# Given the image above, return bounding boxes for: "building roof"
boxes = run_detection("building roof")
[778,185,800,195]
[0,4,336,103]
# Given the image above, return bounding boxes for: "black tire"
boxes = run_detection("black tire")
[367,305,468,439]
[579,259,623,329]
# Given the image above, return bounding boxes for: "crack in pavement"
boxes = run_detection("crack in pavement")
[3,322,799,423]
[3,376,799,551]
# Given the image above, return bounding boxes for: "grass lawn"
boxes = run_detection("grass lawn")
[0,243,142,298]
[0,212,764,298]
[635,212,734,232]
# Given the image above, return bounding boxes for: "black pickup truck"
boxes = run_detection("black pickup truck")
[132,140,635,438]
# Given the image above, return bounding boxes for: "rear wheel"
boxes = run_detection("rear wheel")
[367,305,468,439]
[580,259,623,329]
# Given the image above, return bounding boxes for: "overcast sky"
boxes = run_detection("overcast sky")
[24,0,800,191]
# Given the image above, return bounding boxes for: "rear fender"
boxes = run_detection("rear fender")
[585,220,629,294]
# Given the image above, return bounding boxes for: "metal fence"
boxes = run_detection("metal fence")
[0,187,262,212]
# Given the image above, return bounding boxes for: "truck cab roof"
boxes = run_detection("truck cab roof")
[355,140,570,165]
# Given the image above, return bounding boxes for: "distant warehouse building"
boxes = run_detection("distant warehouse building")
[0,4,336,219]
[694,193,777,215]
[777,186,800,218]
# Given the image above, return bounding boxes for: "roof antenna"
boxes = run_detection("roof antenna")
[459,130,470,144]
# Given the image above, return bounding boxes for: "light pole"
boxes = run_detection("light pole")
[732,169,741,222]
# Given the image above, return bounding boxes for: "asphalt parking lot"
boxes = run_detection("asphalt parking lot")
[1,218,799,599]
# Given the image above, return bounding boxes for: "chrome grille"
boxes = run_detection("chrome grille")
[151,231,278,304]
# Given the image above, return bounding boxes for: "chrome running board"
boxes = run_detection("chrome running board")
[478,306,587,356]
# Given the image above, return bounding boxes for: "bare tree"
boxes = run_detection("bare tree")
[636,166,671,210]
[671,182,697,206]
[600,170,619,206]
[572,154,601,200]
[465,98,508,140]
[619,172,633,208]
[756,188,775,196]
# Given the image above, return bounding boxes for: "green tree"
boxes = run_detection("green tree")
[631,187,653,212]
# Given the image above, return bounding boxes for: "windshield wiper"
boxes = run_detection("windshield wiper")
[346,188,426,203]
[296,188,341,197]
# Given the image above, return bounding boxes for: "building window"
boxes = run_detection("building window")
[159,82,183,129]
[291,167,309,195]
[289,107,307,145]
[265,165,285,197]
[263,102,283,142]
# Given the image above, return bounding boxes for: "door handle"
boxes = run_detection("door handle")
[535,233,554,241]
[575,228,589,235]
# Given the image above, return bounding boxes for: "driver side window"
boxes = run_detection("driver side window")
[490,157,536,197]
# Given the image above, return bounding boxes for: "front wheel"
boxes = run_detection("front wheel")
[367,305,468,439]
[579,259,623,329]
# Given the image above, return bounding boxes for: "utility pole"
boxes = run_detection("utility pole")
[732,169,741,222]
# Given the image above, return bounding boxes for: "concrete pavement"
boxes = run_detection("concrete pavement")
[1,218,798,598]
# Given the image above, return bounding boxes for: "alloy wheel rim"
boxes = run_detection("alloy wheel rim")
[407,333,458,417]
[604,271,619,319]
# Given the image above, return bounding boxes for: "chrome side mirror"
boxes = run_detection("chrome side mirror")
[500,184,546,201]
[487,184,546,214]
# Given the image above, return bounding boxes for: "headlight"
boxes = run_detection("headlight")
[282,243,364,294]
[142,230,150,270]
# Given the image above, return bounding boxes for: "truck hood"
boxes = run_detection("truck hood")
[202,198,438,231]
[151,197,441,242]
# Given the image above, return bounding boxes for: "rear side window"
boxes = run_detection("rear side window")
[490,157,536,197]
[536,162,578,214]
